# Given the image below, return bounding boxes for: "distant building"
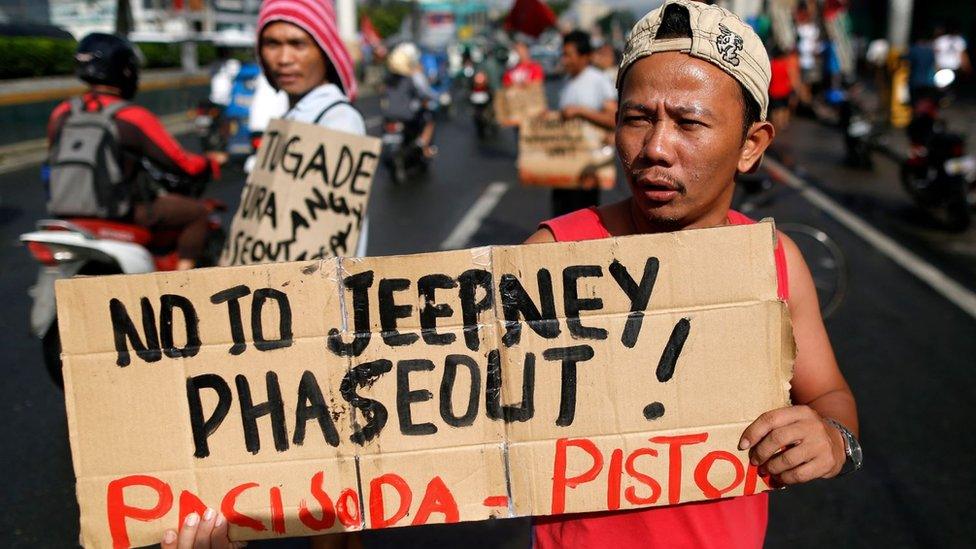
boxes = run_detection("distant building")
[0,0,261,44]
[0,0,52,27]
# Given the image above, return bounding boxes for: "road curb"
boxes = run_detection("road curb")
[0,112,195,176]
[0,70,209,107]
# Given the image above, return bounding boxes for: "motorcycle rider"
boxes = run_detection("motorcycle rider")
[208,46,241,109]
[383,42,438,158]
[47,33,222,271]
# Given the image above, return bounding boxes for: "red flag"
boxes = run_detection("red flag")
[504,0,557,38]
[360,14,383,48]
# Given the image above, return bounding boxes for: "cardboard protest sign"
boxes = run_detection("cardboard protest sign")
[517,117,616,189]
[56,222,793,548]
[493,82,547,125]
[220,118,381,266]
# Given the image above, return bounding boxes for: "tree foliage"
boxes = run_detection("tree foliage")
[0,37,77,79]
[359,1,413,38]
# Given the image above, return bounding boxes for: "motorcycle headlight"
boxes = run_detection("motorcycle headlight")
[935,69,956,89]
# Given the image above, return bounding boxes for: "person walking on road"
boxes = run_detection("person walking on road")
[526,1,860,546]
[767,43,808,131]
[553,29,618,217]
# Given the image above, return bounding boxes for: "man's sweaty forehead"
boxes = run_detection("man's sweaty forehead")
[620,99,716,118]
[619,54,737,113]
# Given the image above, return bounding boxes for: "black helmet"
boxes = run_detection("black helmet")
[75,33,141,99]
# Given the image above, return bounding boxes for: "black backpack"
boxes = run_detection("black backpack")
[47,97,128,218]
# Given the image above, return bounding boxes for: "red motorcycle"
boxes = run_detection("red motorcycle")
[21,161,226,388]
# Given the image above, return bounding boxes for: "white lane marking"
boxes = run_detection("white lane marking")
[765,157,976,319]
[440,181,510,250]
[366,116,382,129]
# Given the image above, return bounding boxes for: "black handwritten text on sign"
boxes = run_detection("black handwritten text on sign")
[107,256,694,458]
[221,119,380,266]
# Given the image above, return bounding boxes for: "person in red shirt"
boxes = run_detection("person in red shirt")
[526,1,860,547]
[767,43,808,130]
[502,37,545,87]
[48,33,222,270]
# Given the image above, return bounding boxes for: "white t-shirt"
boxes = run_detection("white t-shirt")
[284,83,366,135]
[559,65,617,110]
[797,22,820,71]
[209,59,240,106]
[934,34,967,71]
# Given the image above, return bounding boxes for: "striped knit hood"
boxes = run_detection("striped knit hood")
[257,0,358,101]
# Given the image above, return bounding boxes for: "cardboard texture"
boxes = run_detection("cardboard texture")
[57,222,794,548]
[219,118,381,266]
[493,83,548,125]
[517,117,616,189]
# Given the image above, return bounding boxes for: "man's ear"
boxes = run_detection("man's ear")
[738,120,775,174]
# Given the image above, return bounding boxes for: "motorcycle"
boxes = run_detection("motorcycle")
[193,100,229,153]
[21,160,226,388]
[421,51,453,118]
[223,62,261,156]
[469,70,495,139]
[838,87,874,169]
[901,93,976,231]
[380,116,428,186]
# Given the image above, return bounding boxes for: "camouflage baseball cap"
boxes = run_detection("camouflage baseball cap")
[618,0,771,120]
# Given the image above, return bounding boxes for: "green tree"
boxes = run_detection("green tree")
[359,1,413,38]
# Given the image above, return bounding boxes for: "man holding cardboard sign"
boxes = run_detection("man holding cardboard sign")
[219,0,380,269]
[549,30,618,217]
[175,0,372,545]
[526,1,860,547]
[496,38,547,127]
[54,3,857,548]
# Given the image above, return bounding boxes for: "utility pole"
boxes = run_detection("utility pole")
[887,0,913,50]
[115,0,133,36]
[887,0,913,127]
[337,0,357,42]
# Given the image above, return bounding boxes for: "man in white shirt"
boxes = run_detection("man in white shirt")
[553,29,618,217]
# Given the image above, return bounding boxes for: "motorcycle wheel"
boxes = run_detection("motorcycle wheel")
[944,190,972,232]
[389,154,407,185]
[899,164,927,201]
[42,320,63,390]
[475,116,487,139]
[44,262,122,390]
[199,225,228,267]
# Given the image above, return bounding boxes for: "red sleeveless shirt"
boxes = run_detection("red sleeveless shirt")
[533,207,789,549]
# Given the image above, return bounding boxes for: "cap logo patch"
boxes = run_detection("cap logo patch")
[716,24,743,66]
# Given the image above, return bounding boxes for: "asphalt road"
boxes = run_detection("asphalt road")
[1,90,975,548]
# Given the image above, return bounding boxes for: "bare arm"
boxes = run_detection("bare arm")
[783,235,857,431]
[562,99,618,131]
[523,227,556,244]
[739,234,858,484]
